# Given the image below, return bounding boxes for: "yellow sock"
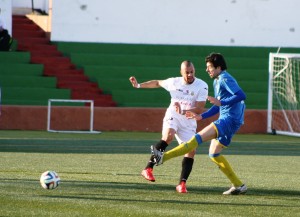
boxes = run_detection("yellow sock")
[210,155,243,187]
[163,135,199,163]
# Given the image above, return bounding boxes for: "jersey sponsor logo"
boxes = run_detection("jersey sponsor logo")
[176,89,195,96]
[180,101,193,106]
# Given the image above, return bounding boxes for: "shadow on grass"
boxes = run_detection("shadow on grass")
[43,194,297,209]
[0,139,300,156]
[2,178,300,200]
[38,182,300,208]
[66,180,300,198]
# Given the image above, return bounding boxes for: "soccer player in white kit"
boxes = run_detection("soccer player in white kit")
[129,60,208,193]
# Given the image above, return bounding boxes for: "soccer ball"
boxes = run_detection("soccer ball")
[40,171,60,189]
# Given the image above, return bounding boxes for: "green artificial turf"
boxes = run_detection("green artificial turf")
[0,131,299,216]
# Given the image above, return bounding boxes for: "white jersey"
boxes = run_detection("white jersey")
[160,77,208,143]
[161,77,208,112]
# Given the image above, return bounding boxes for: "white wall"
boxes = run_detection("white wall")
[51,0,300,47]
[0,0,12,34]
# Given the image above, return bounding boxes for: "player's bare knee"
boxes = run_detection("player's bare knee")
[161,134,174,144]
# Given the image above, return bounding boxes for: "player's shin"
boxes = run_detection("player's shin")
[179,157,194,183]
[163,134,201,162]
[209,154,243,187]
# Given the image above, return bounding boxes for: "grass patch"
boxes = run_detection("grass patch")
[0,131,300,216]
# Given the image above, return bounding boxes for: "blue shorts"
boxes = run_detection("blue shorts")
[213,118,242,146]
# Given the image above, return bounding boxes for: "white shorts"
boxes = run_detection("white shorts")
[162,109,197,144]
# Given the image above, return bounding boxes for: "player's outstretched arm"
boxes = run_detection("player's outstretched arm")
[129,76,162,89]
[186,104,220,121]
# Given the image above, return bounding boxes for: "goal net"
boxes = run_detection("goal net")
[47,99,101,134]
[268,53,300,137]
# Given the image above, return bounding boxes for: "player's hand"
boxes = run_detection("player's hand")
[207,96,221,106]
[129,76,138,88]
[185,111,202,121]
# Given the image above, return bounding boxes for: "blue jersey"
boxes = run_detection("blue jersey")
[214,71,245,124]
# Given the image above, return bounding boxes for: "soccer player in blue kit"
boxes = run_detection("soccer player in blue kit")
[152,53,248,195]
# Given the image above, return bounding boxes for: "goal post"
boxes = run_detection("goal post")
[267,53,300,137]
[47,99,101,134]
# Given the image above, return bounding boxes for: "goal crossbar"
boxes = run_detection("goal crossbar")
[47,99,101,134]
